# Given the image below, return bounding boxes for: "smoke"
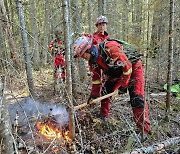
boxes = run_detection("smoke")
[8,97,69,127]
[50,105,69,128]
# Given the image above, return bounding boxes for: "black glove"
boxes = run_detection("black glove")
[87,95,98,104]
[105,66,123,78]
[118,87,128,94]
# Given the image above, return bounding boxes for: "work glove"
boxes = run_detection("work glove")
[87,95,99,104]
[118,87,128,94]
[105,66,123,78]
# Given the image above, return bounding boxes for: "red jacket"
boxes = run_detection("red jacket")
[92,31,110,45]
[48,39,65,67]
[89,41,132,97]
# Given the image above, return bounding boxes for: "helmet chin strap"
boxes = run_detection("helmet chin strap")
[87,45,99,63]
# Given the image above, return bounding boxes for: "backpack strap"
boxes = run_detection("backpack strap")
[99,40,113,66]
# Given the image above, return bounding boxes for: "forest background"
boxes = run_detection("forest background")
[0,0,179,153]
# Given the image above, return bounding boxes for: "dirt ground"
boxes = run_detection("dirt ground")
[5,67,180,154]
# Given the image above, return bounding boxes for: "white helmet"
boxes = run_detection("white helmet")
[95,15,108,26]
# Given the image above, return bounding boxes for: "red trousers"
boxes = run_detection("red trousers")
[100,60,151,133]
[54,54,66,80]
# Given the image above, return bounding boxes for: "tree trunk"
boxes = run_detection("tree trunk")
[98,0,106,15]
[42,0,50,64]
[30,0,40,68]
[0,76,15,154]
[133,0,142,46]
[76,3,87,82]
[0,0,21,69]
[16,0,35,97]
[70,0,81,99]
[150,3,164,57]
[174,0,179,79]
[71,0,87,86]
[62,0,75,141]
[166,0,175,116]
[87,0,92,33]
[121,0,129,41]
[0,20,6,72]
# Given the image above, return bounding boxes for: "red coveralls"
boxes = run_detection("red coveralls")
[89,41,151,133]
[92,31,109,45]
[48,39,66,80]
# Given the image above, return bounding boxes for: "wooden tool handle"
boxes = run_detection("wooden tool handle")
[74,90,118,111]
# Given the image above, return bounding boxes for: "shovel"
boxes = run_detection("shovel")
[74,90,119,111]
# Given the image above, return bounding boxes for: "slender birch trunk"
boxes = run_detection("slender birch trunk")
[62,0,75,140]
[16,0,35,97]
[166,0,175,117]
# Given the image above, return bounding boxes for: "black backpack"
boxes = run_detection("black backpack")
[99,38,143,64]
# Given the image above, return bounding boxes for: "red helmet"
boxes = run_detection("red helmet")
[74,36,93,58]
[95,15,108,26]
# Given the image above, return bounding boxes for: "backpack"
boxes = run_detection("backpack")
[99,38,143,65]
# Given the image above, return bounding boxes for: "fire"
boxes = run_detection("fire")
[36,121,71,141]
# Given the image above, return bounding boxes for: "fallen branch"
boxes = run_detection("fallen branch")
[150,92,166,97]
[124,137,180,154]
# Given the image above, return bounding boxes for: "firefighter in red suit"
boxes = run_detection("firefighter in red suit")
[93,15,110,45]
[83,15,109,44]
[73,36,151,135]
[49,29,66,82]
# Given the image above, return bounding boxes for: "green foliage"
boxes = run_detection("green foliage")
[164,81,180,99]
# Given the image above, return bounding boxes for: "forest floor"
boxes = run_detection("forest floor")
[5,67,180,154]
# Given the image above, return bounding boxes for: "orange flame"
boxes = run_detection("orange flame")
[36,122,71,141]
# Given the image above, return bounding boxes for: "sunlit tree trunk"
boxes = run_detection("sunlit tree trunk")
[166,0,175,117]
[62,0,75,141]
[16,0,35,97]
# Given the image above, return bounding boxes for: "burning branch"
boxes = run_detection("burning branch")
[124,137,180,154]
